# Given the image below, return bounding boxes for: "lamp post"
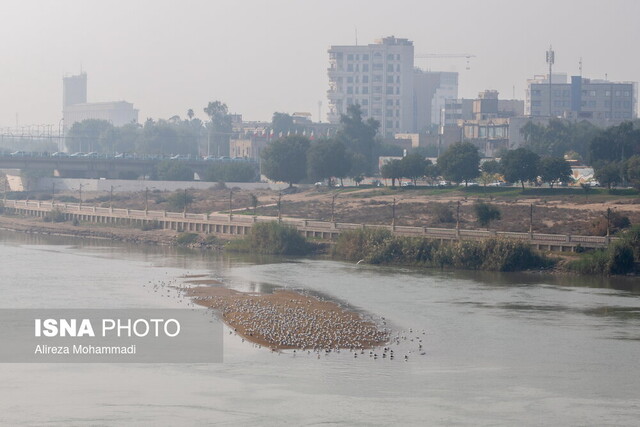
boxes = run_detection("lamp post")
[51,182,56,204]
[391,197,396,228]
[456,200,461,230]
[529,203,534,235]
[277,192,282,222]
[78,183,84,210]
[331,194,337,222]
[229,190,233,221]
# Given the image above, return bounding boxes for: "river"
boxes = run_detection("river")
[0,231,639,426]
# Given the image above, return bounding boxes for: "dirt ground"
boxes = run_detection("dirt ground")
[15,184,640,237]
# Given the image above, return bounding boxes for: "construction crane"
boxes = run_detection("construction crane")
[415,53,476,70]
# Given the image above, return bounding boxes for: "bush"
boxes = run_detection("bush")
[140,220,162,231]
[431,203,454,223]
[333,229,551,272]
[568,240,635,275]
[43,208,66,223]
[176,233,199,246]
[588,211,631,236]
[474,201,501,227]
[167,191,194,211]
[227,222,313,255]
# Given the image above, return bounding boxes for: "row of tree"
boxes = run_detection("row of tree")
[260,105,401,186]
[381,142,573,189]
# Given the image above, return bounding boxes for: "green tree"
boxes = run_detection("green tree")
[261,136,310,187]
[625,155,640,189]
[589,121,640,168]
[436,141,480,185]
[155,160,194,181]
[271,112,300,136]
[481,159,501,175]
[595,162,622,189]
[306,138,352,186]
[167,191,194,211]
[540,157,573,188]
[204,101,233,156]
[380,159,403,188]
[66,119,115,153]
[400,154,429,185]
[424,162,440,185]
[337,104,379,176]
[500,148,540,189]
[474,202,501,228]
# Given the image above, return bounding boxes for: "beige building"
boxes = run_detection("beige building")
[230,136,268,160]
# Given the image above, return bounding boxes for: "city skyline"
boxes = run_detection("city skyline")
[1,0,638,127]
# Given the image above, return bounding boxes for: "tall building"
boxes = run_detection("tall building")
[62,73,138,131]
[413,70,458,131]
[327,36,415,137]
[63,72,87,108]
[526,73,637,121]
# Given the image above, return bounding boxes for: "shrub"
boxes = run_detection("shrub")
[588,211,631,236]
[474,201,501,227]
[568,240,635,275]
[140,220,162,231]
[176,233,199,246]
[167,191,194,211]
[431,203,454,223]
[227,222,313,255]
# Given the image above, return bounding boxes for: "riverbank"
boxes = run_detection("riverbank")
[185,285,389,350]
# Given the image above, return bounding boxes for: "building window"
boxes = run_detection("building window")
[363,64,369,72]
[347,77,353,83]
[362,99,369,105]
[347,87,353,94]
[373,108,382,116]
[347,98,353,105]
[624,101,631,108]
[362,54,369,61]
[532,90,541,96]
[396,87,400,94]
[604,100,611,108]
[347,54,354,60]
[362,87,369,94]
[362,75,369,83]
[386,86,394,94]
[590,90,596,97]
[386,99,393,106]
[624,91,631,97]
[373,63,383,71]
[347,64,353,71]
[615,91,621,97]
[605,90,611,96]
[373,86,382,94]
[386,109,393,116]
[373,75,382,82]
[385,120,393,128]
[387,54,394,61]
[387,64,394,72]
[588,101,596,107]
[386,75,394,83]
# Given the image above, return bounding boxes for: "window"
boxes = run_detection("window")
[373,63,383,71]
[347,77,353,83]
[615,91,621,97]
[396,76,401,83]
[588,101,596,107]
[624,101,631,108]
[386,109,393,116]
[347,54,353,60]
[361,99,368,105]
[347,64,353,72]
[387,64,394,72]
[396,110,400,117]
[386,99,394,106]
[385,120,393,128]
[373,108,382,115]
[396,64,401,72]
[386,86,394,94]
[347,98,353,105]
[373,75,382,82]
[362,54,369,61]
[362,75,369,83]
[355,55,359,60]
[532,90,541,96]
[347,86,353,94]
[396,54,400,60]
[624,91,631,97]
[396,87,400,94]
[363,64,369,72]
[605,90,611,97]
[387,54,394,61]
[373,86,382,94]
[590,90,596,97]
[386,75,394,83]
[396,100,400,106]
[604,100,611,108]
[362,87,369,94]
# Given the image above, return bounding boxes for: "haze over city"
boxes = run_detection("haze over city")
[1,0,638,126]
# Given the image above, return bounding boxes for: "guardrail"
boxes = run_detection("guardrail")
[2,199,613,249]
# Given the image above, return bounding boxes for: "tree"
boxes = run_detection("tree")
[306,138,351,185]
[155,160,194,181]
[66,119,115,153]
[481,159,500,175]
[271,112,299,136]
[380,159,403,188]
[625,155,640,189]
[203,161,258,183]
[540,157,572,188]
[400,154,429,185]
[261,136,310,187]
[500,148,540,189]
[204,101,233,156]
[187,109,195,120]
[474,202,501,228]
[424,162,440,185]
[167,191,194,211]
[589,121,640,168]
[436,141,480,185]
[337,104,379,176]
[595,162,622,189]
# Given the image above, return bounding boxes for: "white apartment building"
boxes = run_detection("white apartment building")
[327,36,415,137]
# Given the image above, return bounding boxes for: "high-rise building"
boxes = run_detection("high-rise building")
[63,72,87,108]
[526,73,636,121]
[62,73,138,131]
[413,70,458,132]
[327,36,415,137]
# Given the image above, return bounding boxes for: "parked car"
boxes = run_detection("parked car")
[70,152,86,157]
[51,152,69,157]
[9,151,28,157]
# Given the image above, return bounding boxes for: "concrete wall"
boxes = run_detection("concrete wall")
[33,177,290,193]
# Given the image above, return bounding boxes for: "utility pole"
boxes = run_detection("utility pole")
[391,197,396,228]
[277,192,282,222]
[546,45,555,118]
[456,201,461,230]
[52,182,56,204]
[606,207,611,238]
[183,189,188,214]
[145,187,149,213]
[78,183,84,210]
[529,203,534,234]
[109,185,115,209]
[229,190,233,221]
[331,194,337,222]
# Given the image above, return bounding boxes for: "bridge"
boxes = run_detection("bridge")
[0,154,241,179]
[3,199,612,252]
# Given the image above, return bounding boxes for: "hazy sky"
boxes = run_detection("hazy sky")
[1,0,638,127]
